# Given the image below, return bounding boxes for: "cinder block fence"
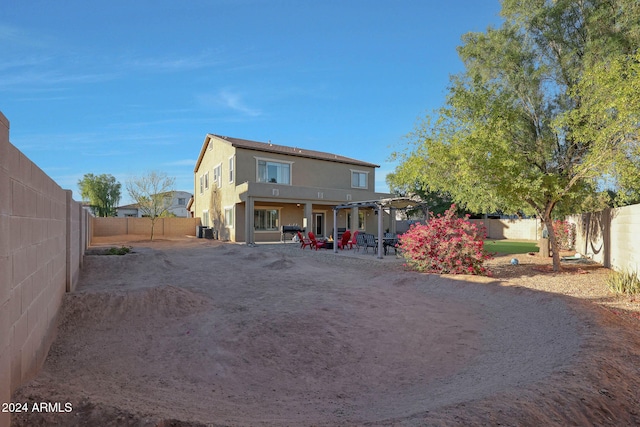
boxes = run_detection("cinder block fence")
[0,111,92,425]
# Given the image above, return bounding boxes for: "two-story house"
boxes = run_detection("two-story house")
[116,190,193,218]
[192,134,393,243]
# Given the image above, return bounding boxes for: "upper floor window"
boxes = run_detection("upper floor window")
[204,171,210,190]
[178,198,186,206]
[351,170,368,189]
[199,175,204,194]
[257,159,291,184]
[229,156,234,183]
[213,164,222,188]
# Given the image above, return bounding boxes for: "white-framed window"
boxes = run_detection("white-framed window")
[254,208,279,231]
[256,158,291,184]
[351,170,368,189]
[213,163,222,188]
[224,206,234,228]
[204,172,210,190]
[202,210,209,227]
[229,156,234,183]
[347,212,366,230]
[199,175,204,194]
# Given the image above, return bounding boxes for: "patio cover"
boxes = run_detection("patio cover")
[332,196,424,258]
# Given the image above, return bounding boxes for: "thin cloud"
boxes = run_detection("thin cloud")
[0,23,50,49]
[199,89,262,117]
[123,51,227,72]
[163,159,197,166]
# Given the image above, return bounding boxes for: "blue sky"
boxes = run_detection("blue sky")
[1,0,502,204]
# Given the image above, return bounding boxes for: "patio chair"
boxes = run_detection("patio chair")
[355,232,366,252]
[363,233,378,254]
[308,231,326,250]
[384,232,399,255]
[337,230,351,250]
[297,231,313,250]
[347,230,358,249]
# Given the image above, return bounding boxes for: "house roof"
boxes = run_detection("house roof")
[194,134,379,172]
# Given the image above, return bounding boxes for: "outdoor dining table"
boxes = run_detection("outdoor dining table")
[375,237,399,255]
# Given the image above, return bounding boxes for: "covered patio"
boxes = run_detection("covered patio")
[331,196,424,259]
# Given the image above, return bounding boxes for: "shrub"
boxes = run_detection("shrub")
[552,220,575,250]
[399,204,492,275]
[107,246,131,256]
[606,269,640,295]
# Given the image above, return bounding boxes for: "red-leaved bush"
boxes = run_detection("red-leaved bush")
[398,204,492,275]
[551,219,575,250]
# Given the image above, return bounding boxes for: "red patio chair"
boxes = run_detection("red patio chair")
[338,230,351,250]
[347,230,358,249]
[297,231,313,250]
[308,232,326,250]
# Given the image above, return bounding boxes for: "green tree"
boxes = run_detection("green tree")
[126,171,176,240]
[390,0,640,271]
[78,173,121,217]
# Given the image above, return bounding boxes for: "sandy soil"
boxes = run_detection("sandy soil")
[11,236,640,426]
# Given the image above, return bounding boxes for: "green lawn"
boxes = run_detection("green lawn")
[484,240,539,255]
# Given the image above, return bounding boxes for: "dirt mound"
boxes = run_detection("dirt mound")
[59,286,211,328]
[264,256,295,270]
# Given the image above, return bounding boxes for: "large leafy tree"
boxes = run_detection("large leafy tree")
[126,171,175,240]
[78,173,121,217]
[391,0,640,270]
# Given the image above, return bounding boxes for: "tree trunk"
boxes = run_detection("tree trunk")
[542,214,561,271]
[150,218,155,241]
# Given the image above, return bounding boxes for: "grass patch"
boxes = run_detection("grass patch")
[106,246,131,256]
[484,240,539,255]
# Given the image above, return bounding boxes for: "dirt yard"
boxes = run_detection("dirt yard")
[11,236,640,426]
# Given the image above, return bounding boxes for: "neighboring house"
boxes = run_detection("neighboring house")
[116,190,192,218]
[191,134,393,243]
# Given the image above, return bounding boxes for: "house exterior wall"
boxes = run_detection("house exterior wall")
[169,191,192,217]
[192,135,391,243]
[1,111,91,426]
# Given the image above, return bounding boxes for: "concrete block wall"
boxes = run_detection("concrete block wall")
[469,218,540,240]
[570,204,640,271]
[0,111,91,426]
[92,217,199,238]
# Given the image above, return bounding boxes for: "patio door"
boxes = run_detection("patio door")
[314,213,324,237]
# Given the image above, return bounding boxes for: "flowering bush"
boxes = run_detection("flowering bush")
[552,220,575,250]
[399,204,492,275]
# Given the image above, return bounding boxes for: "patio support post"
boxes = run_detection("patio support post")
[351,206,358,233]
[390,207,397,234]
[245,196,254,244]
[303,202,313,236]
[333,208,338,253]
[377,204,383,259]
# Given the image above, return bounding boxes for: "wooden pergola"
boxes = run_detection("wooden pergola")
[332,196,424,259]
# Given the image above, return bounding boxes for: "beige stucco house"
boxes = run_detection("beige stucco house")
[191,134,394,243]
[116,191,192,218]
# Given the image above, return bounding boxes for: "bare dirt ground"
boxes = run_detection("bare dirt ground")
[11,236,640,426]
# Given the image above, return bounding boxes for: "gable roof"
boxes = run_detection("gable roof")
[194,134,379,172]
